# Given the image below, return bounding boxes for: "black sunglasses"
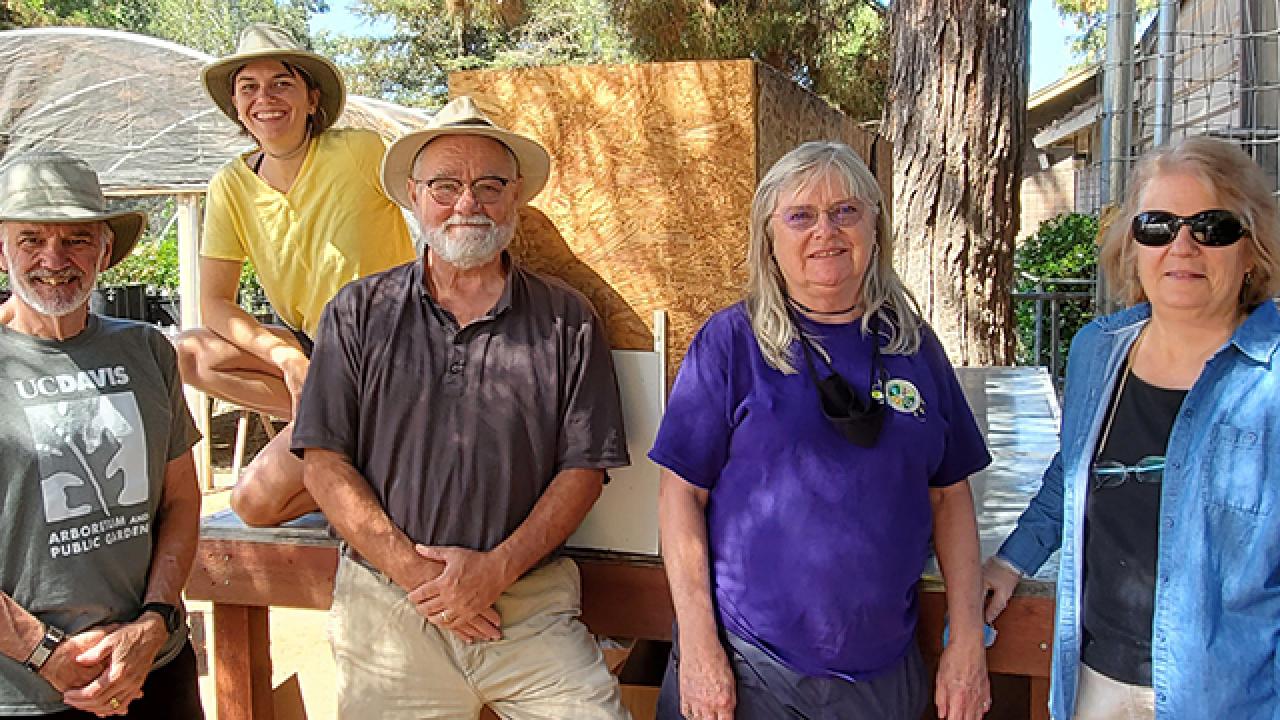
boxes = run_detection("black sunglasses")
[1131,209,1248,248]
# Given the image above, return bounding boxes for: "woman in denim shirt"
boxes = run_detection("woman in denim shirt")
[983,136,1280,720]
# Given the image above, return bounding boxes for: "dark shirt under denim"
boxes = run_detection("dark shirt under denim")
[998,301,1280,719]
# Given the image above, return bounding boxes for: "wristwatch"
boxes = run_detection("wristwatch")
[139,602,181,634]
[24,624,65,673]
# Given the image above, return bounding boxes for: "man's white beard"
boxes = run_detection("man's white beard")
[9,266,97,317]
[421,214,516,269]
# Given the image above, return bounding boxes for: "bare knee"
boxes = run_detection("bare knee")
[230,440,310,527]
[230,473,280,527]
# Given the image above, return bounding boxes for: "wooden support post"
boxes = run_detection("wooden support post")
[175,193,212,490]
[1030,677,1051,720]
[230,409,251,484]
[213,604,274,720]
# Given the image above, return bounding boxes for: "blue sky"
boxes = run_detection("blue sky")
[1028,0,1076,91]
[311,0,1078,93]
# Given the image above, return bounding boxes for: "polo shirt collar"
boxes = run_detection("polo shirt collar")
[416,250,518,319]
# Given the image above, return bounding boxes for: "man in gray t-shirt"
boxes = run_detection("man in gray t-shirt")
[0,153,203,718]
[293,97,631,719]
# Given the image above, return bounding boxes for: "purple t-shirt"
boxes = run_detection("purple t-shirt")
[649,304,990,680]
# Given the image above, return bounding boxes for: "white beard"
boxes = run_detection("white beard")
[420,214,515,269]
[9,267,96,317]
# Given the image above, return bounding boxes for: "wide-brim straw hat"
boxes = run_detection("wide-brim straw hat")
[202,22,345,135]
[382,96,551,209]
[0,152,145,268]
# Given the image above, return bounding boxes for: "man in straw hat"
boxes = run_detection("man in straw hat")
[177,22,414,527]
[291,96,630,718]
[0,153,203,717]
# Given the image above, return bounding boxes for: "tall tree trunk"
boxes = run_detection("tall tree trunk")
[885,0,1028,365]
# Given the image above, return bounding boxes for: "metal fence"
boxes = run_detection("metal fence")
[1014,276,1097,387]
[1098,0,1280,204]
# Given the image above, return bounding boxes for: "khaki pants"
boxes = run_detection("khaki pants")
[1074,663,1156,720]
[329,555,629,720]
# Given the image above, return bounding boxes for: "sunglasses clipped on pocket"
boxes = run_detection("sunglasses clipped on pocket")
[1131,209,1248,247]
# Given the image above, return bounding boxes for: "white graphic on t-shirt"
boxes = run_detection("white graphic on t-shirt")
[26,392,149,523]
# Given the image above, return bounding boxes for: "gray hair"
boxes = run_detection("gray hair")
[1099,135,1280,307]
[747,141,922,374]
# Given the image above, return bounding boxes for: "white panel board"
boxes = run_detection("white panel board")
[567,349,665,555]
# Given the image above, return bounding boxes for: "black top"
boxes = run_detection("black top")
[1081,370,1187,686]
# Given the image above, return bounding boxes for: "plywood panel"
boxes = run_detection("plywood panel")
[453,61,757,379]
[453,61,889,379]
[509,206,651,353]
[755,62,892,224]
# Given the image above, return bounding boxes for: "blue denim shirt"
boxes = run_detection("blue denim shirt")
[998,301,1280,719]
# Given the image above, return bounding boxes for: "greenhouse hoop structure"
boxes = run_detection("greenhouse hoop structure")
[0,26,434,486]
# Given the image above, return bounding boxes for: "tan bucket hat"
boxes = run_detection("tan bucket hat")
[202,22,345,134]
[381,96,551,210]
[0,152,146,268]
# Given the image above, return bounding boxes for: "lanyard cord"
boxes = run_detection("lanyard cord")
[792,312,885,400]
[1096,326,1146,460]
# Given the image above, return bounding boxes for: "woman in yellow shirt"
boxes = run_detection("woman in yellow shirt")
[177,23,415,526]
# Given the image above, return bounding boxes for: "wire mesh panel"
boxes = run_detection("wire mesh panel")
[1116,0,1280,194]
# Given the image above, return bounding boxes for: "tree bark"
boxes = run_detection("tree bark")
[884,0,1028,365]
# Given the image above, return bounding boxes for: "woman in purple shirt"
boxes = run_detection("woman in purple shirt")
[651,141,992,720]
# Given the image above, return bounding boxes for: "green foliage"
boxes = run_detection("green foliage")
[1053,0,1157,63]
[322,0,632,108]
[143,0,323,56]
[1016,212,1098,280]
[614,0,887,120]
[92,198,263,315]
[2,0,147,30]
[326,0,886,120]
[4,0,325,54]
[1015,213,1099,367]
[98,234,180,289]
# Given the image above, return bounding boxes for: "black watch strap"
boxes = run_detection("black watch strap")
[139,602,180,634]
[24,624,65,673]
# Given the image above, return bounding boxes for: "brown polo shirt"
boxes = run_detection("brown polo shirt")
[292,256,629,552]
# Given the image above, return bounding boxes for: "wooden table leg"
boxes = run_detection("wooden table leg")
[213,603,275,720]
[1030,677,1050,720]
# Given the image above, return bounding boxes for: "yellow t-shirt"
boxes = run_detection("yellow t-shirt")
[202,128,416,336]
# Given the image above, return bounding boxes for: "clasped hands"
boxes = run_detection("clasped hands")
[406,544,514,644]
[40,615,168,717]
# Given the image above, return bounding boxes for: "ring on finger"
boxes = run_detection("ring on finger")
[109,697,120,710]
[437,610,452,623]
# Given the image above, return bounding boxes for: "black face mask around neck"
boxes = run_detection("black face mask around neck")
[795,319,886,447]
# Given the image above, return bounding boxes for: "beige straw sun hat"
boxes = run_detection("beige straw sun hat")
[381,96,551,209]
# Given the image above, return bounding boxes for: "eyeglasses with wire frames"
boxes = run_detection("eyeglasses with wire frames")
[773,199,873,231]
[412,176,511,206]
[1131,209,1248,248]
[1091,455,1166,490]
